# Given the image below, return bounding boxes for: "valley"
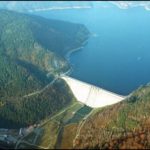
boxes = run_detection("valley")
[1,2,150,149]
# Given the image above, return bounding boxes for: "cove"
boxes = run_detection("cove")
[29,2,150,95]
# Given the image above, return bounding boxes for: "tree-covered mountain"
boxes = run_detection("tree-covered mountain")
[0,10,89,128]
[0,9,89,74]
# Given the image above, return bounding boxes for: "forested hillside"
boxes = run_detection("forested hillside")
[71,85,150,149]
[0,10,89,128]
[0,10,89,74]
[0,79,75,129]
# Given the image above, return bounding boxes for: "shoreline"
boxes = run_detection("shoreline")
[65,46,84,61]
[65,38,89,60]
[64,37,90,77]
[28,6,92,13]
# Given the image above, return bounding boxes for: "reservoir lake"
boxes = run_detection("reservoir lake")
[30,3,150,95]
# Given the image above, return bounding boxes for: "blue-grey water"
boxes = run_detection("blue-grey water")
[29,3,150,95]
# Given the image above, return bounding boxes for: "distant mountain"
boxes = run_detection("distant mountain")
[59,84,150,149]
[0,1,93,12]
[1,1,150,12]
[110,1,150,10]
[0,10,89,128]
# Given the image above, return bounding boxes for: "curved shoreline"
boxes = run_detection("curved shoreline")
[65,38,89,60]
[64,37,90,77]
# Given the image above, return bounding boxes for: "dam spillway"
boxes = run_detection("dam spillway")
[61,76,126,108]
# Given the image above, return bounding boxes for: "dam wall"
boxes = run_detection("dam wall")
[61,76,126,108]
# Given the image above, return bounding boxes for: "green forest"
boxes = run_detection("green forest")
[0,10,89,128]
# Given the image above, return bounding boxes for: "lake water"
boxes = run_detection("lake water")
[30,3,150,95]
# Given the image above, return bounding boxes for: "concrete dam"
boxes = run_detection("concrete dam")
[62,76,126,108]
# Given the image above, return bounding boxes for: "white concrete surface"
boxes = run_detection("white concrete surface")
[62,76,126,108]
